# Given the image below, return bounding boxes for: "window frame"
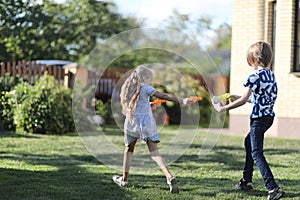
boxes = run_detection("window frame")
[270,1,276,70]
[293,0,300,73]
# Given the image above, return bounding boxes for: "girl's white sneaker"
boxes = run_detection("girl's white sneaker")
[112,175,128,187]
[167,175,179,193]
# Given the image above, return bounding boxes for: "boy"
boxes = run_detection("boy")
[212,41,284,200]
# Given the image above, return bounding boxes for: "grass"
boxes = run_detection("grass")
[0,126,300,200]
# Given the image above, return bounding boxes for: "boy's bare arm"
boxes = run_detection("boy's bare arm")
[213,87,252,112]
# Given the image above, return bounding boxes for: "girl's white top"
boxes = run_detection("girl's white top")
[124,83,160,143]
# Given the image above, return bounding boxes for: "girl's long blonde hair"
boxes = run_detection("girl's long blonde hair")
[120,65,153,121]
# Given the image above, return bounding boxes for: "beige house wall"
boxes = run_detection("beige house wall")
[230,0,300,139]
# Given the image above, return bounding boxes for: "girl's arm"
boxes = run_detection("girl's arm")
[153,91,192,105]
[213,87,252,112]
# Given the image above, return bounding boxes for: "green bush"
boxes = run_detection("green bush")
[1,75,75,134]
[153,71,213,127]
[0,74,23,129]
[94,99,115,124]
[0,73,23,92]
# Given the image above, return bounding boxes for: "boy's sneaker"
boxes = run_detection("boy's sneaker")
[167,175,179,194]
[268,187,284,200]
[235,178,253,191]
[112,175,128,187]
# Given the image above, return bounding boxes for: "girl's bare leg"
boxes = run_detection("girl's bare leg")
[123,139,137,181]
[147,141,171,176]
[147,141,179,193]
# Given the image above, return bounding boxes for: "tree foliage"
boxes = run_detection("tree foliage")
[0,0,139,62]
[0,2,231,73]
[162,9,213,49]
[207,23,232,50]
[161,9,231,51]
[107,9,231,74]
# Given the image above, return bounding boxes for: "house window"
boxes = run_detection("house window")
[294,0,300,72]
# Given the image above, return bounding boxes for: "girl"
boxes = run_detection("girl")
[112,65,192,193]
[212,41,284,200]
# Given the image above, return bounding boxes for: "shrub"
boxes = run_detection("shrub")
[153,70,213,127]
[0,73,23,92]
[0,74,23,129]
[94,99,115,124]
[1,74,75,134]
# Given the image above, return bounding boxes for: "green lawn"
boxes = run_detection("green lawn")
[0,126,299,200]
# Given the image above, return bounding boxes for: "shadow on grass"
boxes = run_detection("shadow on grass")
[0,151,103,167]
[223,178,300,199]
[0,130,79,138]
[0,150,129,199]
[1,153,299,199]
[0,167,128,200]
[264,148,300,155]
[123,174,300,199]
[279,179,300,199]
[100,126,124,136]
[176,145,245,171]
[192,144,300,156]
[186,144,299,169]
[0,139,131,199]
[0,130,39,138]
[1,128,299,199]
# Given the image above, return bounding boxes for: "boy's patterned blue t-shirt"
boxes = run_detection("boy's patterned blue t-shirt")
[244,69,277,118]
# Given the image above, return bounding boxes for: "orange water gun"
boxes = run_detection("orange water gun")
[150,99,167,110]
[189,96,203,103]
[153,99,167,105]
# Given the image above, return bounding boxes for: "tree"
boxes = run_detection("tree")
[0,0,45,61]
[207,23,232,50]
[102,10,215,71]
[160,10,232,75]
[0,0,140,62]
[161,9,213,50]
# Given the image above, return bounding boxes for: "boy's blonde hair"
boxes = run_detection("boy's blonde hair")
[246,41,273,68]
[120,65,154,120]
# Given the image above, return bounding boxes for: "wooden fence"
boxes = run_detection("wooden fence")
[86,67,229,102]
[89,67,129,102]
[1,61,229,103]
[0,61,65,85]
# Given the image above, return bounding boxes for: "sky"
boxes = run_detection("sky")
[53,0,233,28]
[52,0,233,47]
[112,0,233,28]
